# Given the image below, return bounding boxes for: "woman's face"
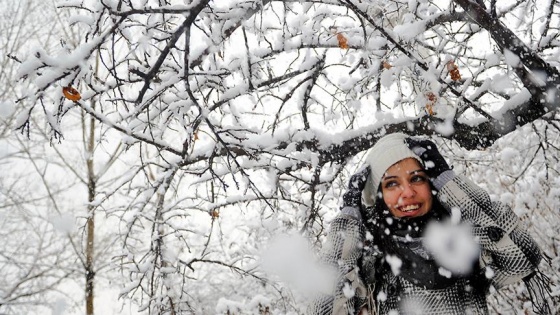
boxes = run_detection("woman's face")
[381,158,433,218]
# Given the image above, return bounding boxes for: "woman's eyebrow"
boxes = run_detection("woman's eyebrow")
[383,169,426,180]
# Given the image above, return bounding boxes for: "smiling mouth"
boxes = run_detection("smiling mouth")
[398,204,421,212]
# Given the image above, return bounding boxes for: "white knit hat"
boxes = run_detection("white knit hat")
[361,132,423,206]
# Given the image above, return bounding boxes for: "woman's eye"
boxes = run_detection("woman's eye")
[384,181,398,188]
[411,175,427,183]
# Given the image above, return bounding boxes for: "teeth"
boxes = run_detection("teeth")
[401,204,420,212]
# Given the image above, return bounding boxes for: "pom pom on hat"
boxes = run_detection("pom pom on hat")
[361,133,422,206]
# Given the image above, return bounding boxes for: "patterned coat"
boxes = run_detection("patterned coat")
[308,174,543,315]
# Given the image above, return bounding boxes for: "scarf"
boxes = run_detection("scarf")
[365,201,484,291]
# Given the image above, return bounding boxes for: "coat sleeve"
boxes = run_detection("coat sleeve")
[437,174,542,289]
[308,211,367,315]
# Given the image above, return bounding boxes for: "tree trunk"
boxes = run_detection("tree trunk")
[85,81,97,315]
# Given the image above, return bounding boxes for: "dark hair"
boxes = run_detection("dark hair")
[359,184,455,293]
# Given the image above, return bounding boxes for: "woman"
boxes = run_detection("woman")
[309,133,550,315]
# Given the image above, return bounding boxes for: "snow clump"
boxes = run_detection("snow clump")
[423,220,480,275]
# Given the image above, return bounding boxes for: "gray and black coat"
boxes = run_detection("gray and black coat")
[308,173,549,315]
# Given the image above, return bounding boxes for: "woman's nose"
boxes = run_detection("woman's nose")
[400,183,415,197]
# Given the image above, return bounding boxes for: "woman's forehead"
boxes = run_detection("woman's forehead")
[384,158,423,174]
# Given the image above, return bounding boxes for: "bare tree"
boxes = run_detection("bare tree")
[1,1,129,314]
[0,172,75,313]
[10,0,560,313]
[0,1,78,313]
